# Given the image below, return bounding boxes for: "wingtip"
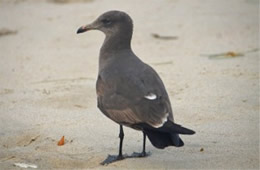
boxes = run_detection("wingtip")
[179,127,195,135]
[165,121,196,135]
[189,129,196,135]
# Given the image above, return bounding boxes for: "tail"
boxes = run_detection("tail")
[142,121,195,149]
[144,130,184,148]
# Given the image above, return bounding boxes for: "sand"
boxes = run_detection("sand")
[0,0,259,169]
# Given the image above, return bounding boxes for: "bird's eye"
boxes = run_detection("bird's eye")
[101,18,112,25]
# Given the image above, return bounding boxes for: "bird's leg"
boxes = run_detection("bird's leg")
[118,125,124,159]
[100,125,126,165]
[142,132,147,156]
[130,132,151,158]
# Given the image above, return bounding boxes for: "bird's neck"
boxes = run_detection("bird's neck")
[99,31,133,72]
[100,32,132,54]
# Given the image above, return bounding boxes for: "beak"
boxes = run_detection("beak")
[76,22,97,34]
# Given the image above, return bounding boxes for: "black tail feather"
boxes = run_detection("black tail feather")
[134,121,194,149]
[144,129,184,149]
[171,133,184,146]
[134,121,195,135]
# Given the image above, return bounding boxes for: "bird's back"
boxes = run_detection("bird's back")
[96,51,175,127]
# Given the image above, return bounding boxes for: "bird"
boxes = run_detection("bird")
[77,10,195,165]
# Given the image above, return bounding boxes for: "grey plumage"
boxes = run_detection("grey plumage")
[77,10,195,164]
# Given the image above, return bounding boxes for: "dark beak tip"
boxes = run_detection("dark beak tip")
[76,28,86,34]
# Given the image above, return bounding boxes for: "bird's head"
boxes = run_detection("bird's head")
[77,10,133,37]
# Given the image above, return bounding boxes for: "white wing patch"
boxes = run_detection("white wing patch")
[144,93,157,100]
[152,113,169,128]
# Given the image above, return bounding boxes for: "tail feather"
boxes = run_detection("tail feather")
[136,121,195,135]
[171,133,184,146]
[132,121,194,149]
[138,120,194,149]
[144,129,184,149]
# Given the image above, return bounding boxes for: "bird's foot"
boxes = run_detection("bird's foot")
[100,154,127,165]
[130,151,151,158]
[100,152,151,165]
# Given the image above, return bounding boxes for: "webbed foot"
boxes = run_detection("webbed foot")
[100,154,127,165]
[130,151,151,158]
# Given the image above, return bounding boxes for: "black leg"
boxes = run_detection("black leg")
[118,125,124,158]
[101,128,151,165]
[142,132,146,156]
[130,131,151,158]
[100,125,126,165]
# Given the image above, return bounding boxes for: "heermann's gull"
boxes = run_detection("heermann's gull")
[77,10,195,165]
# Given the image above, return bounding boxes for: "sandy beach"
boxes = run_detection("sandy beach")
[0,0,259,169]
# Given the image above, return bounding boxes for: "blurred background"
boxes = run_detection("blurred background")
[0,0,259,169]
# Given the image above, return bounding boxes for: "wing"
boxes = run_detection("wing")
[96,60,174,128]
